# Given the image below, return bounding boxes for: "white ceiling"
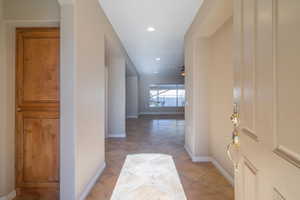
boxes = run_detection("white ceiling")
[99,0,203,76]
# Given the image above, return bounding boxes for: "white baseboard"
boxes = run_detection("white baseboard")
[211,158,234,186]
[79,162,106,200]
[184,145,211,162]
[184,145,234,186]
[0,190,16,200]
[126,115,138,119]
[108,133,126,138]
[139,112,184,115]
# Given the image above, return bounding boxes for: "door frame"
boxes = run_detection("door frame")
[5,20,59,197]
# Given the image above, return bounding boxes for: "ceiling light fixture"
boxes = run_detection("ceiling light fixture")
[155,58,161,61]
[154,71,159,74]
[147,27,156,32]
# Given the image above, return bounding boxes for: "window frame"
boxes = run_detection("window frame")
[148,84,185,108]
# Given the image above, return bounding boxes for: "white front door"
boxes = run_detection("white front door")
[232,0,300,199]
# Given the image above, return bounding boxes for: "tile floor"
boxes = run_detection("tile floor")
[86,115,234,200]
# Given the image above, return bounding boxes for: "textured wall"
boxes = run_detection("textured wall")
[70,0,131,197]
[3,0,60,20]
[126,76,139,118]
[184,0,234,179]
[209,18,234,177]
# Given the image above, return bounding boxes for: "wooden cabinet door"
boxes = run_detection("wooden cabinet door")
[233,0,300,199]
[16,28,60,199]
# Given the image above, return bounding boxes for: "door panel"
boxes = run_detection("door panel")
[275,0,300,165]
[233,0,300,199]
[16,28,59,111]
[22,38,59,102]
[16,28,59,199]
[241,0,256,136]
[243,158,258,200]
[17,112,59,185]
[23,113,59,183]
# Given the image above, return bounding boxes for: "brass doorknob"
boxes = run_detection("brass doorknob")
[227,133,241,170]
[227,104,241,170]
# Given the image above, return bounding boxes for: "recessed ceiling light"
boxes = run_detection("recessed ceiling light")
[154,71,159,74]
[147,27,156,32]
[155,58,161,61]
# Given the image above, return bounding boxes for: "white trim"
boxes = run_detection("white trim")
[4,20,60,24]
[184,146,234,186]
[139,112,184,115]
[184,145,194,161]
[211,158,234,186]
[126,115,139,119]
[108,133,126,138]
[0,190,16,200]
[192,156,212,162]
[184,145,211,162]
[78,162,106,200]
[58,0,74,5]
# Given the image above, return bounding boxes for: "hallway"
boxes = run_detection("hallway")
[86,116,234,200]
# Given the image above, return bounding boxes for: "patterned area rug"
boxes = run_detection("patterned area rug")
[110,154,187,200]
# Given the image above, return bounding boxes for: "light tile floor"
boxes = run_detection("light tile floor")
[86,115,234,200]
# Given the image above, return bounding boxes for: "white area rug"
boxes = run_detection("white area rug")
[110,154,187,200]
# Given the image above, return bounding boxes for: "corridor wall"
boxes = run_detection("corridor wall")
[184,0,234,184]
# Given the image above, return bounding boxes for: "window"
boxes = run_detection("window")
[149,84,185,107]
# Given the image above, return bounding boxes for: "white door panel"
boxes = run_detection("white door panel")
[275,0,300,164]
[233,0,300,199]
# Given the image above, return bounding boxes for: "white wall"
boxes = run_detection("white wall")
[107,40,126,137]
[74,0,106,196]
[126,76,139,118]
[60,3,76,200]
[139,74,184,115]
[59,0,134,198]
[185,0,234,181]
[209,18,234,178]
[4,0,60,21]
[0,0,14,197]
[185,38,211,159]
[126,59,138,77]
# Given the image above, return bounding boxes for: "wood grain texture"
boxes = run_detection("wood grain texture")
[23,38,59,102]
[15,28,60,199]
[16,28,60,111]
[23,113,59,183]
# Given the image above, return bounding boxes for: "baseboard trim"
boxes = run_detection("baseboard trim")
[184,145,211,162]
[211,159,234,186]
[126,115,139,119]
[78,162,106,200]
[0,190,16,200]
[108,133,126,138]
[139,112,184,115]
[184,145,234,186]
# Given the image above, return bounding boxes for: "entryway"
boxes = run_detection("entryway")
[86,116,234,200]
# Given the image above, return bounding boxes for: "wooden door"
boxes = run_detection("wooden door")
[16,28,60,199]
[231,0,300,200]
